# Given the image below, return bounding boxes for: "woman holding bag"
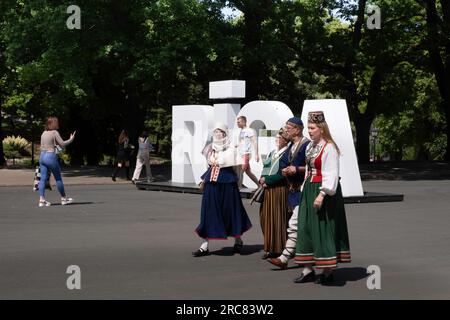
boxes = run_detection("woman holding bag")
[258,128,290,260]
[38,116,75,207]
[193,123,252,257]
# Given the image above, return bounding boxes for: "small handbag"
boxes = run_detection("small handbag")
[53,134,64,155]
[250,186,265,205]
[198,166,213,193]
[198,180,205,192]
[55,145,64,155]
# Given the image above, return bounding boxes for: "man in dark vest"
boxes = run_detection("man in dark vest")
[267,117,310,269]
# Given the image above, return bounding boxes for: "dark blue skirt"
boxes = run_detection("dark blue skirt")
[195,181,252,239]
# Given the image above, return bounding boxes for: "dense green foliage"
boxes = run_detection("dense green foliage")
[0,0,448,165]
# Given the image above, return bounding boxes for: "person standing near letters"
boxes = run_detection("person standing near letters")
[293,111,351,285]
[236,116,260,188]
[258,128,290,259]
[131,130,154,183]
[267,117,309,269]
[193,123,252,257]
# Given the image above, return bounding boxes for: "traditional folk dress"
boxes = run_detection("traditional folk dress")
[275,137,309,263]
[195,149,252,240]
[294,141,351,269]
[259,146,289,255]
[283,138,309,213]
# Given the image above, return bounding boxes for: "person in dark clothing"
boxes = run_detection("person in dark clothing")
[267,117,310,270]
[112,130,134,181]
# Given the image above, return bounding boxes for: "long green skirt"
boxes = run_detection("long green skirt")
[294,180,351,269]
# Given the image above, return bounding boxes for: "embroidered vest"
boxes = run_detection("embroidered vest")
[306,142,327,183]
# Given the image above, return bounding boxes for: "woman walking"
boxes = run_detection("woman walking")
[131,130,154,183]
[38,116,75,207]
[258,128,290,259]
[193,123,252,257]
[112,130,133,181]
[293,111,351,285]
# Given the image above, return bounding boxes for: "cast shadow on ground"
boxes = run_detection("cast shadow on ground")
[211,244,264,256]
[50,202,97,206]
[320,267,369,287]
[268,265,369,286]
[60,165,170,180]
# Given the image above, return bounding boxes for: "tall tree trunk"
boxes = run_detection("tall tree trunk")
[355,66,384,163]
[241,10,263,102]
[354,113,372,164]
[232,1,273,103]
[424,0,450,160]
[343,0,369,163]
[0,107,5,166]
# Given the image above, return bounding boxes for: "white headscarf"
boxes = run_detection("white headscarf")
[212,122,230,152]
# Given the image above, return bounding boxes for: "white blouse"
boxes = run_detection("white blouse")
[303,141,340,196]
[320,143,340,196]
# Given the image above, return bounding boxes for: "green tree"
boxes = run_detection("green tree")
[417,0,450,160]
[285,0,429,163]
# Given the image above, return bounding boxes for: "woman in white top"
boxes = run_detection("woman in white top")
[38,117,75,207]
[293,111,351,285]
[193,123,252,257]
[131,131,154,183]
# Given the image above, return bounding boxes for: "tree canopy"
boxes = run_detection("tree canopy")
[0,0,448,165]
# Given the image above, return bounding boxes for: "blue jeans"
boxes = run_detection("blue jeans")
[39,151,66,198]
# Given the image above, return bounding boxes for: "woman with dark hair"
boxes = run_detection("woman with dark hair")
[293,111,351,285]
[193,123,252,257]
[131,130,154,183]
[112,130,134,181]
[38,117,76,207]
[258,128,290,259]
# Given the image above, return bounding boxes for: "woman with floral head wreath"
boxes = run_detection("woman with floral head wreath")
[293,111,351,285]
[193,123,252,257]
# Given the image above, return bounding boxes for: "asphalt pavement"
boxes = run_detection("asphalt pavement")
[0,179,449,299]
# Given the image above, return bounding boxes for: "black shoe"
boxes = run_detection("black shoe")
[315,272,334,285]
[262,252,278,259]
[112,176,116,182]
[192,248,210,257]
[293,270,316,283]
[233,243,243,254]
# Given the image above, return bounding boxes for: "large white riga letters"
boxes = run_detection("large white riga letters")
[171,80,364,197]
[301,99,364,197]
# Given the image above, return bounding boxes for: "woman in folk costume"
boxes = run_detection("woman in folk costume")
[259,128,290,259]
[293,111,351,285]
[193,123,252,257]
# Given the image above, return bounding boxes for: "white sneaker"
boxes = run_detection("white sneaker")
[61,197,74,205]
[39,200,51,207]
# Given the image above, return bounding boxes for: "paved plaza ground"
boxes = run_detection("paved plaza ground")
[0,173,449,299]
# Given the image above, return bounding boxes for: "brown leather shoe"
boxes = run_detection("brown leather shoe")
[267,257,288,270]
